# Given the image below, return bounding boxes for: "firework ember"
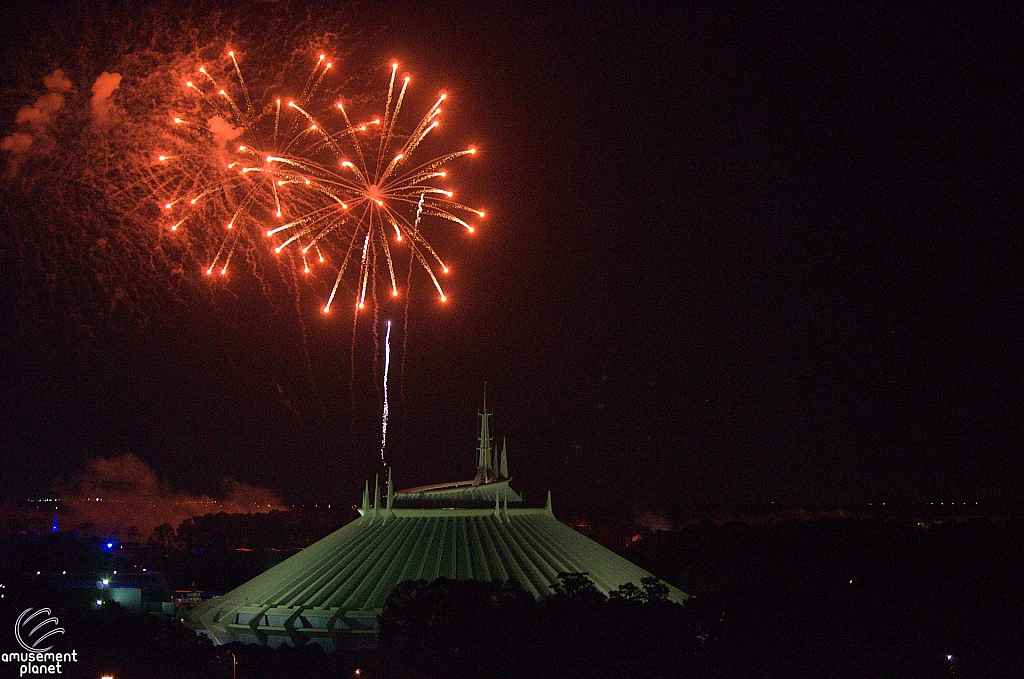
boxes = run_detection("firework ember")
[161,52,483,311]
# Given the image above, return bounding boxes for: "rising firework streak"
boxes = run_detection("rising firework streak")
[380,319,391,466]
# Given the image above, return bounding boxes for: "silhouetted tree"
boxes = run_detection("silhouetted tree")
[148,522,180,556]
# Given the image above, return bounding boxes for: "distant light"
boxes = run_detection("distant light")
[96,600,102,606]
[102,579,109,586]
[62,571,66,575]
[106,542,113,549]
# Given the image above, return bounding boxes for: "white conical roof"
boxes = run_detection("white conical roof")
[188,483,686,649]
[188,396,687,649]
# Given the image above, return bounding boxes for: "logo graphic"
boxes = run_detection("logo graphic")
[14,608,64,652]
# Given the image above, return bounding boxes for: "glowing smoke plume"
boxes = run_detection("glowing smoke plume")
[89,71,122,127]
[56,454,285,540]
[1,69,73,164]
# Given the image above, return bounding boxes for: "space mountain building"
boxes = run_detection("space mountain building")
[188,395,688,649]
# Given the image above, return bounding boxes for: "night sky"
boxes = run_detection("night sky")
[1,3,1021,512]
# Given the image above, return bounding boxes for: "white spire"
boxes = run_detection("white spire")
[360,480,369,521]
[499,437,508,479]
[476,384,494,483]
[545,490,553,515]
[372,474,381,523]
[386,467,394,512]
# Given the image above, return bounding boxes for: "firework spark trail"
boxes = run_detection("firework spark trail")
[380,319,392,466]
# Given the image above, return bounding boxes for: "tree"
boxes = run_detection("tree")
[148,523,180,556]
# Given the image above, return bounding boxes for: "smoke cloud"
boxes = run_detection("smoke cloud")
[207,115,243,148]
[90,71,122,127]
[633,507,672,533]
[43,70,73,93]
[57,453,285,540]
[2,69,73,161]
[1,132,34,154]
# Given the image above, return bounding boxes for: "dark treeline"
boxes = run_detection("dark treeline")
[623,515,1024,677]
[2,513,1022,677]
[151,509,350,592]
[172,508,349,554]
[377,575,699,679]
[1,508,351,592]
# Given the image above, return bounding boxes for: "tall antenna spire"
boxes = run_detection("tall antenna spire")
[476,383,494,483]
[499,437,508,479]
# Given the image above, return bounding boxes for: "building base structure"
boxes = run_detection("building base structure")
[188,395,687,649]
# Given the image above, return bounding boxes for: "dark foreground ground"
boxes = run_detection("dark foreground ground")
[1,511,1021,678]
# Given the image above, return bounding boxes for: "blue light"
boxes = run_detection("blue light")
[106,542,113,549]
